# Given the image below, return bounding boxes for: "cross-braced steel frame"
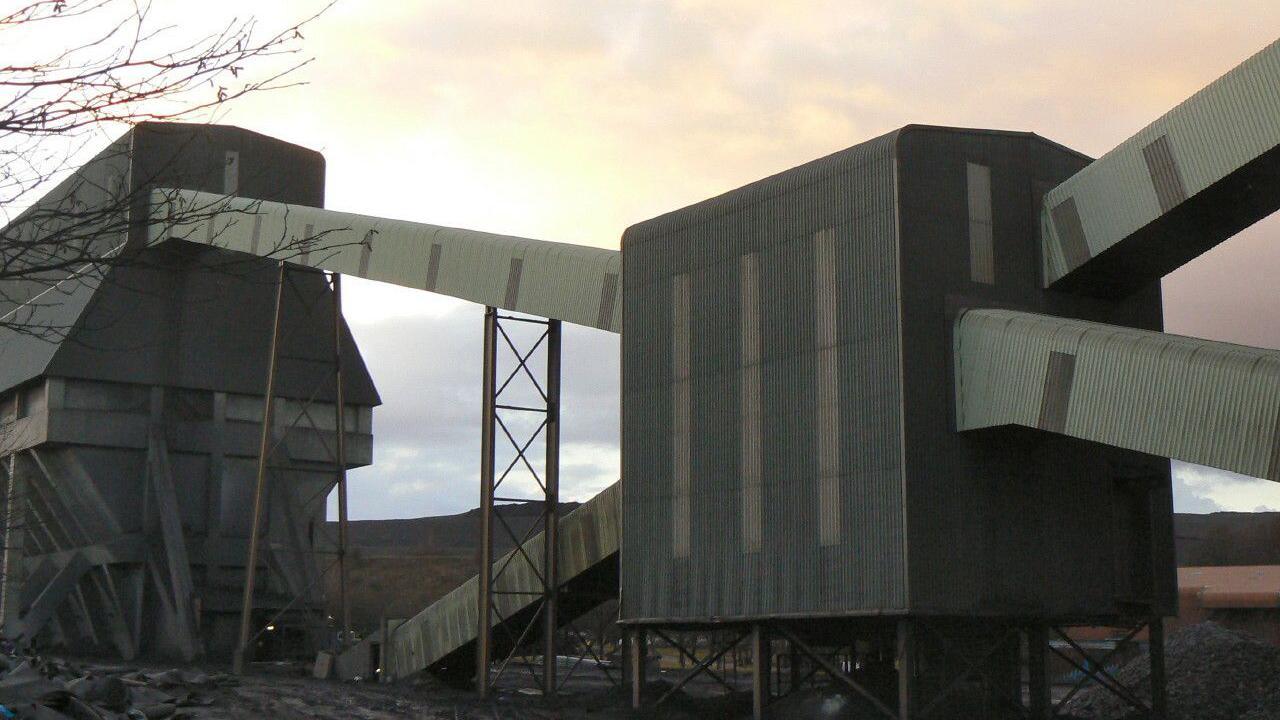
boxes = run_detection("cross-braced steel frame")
[1038,618,1167,720]
[625,615,1168,720]
[232,261,352,675]
[476,306,561,697]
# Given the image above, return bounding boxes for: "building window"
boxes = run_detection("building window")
[967,162,995,284]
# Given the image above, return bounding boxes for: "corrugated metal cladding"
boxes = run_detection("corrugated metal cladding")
[620,130,906,623]
[955,308,1280,481]
[148,189,623,333]
[1041,38,1280,287]
[382,482,620,679]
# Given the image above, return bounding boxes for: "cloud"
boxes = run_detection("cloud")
[204,1,1280,520]
[328,295,619,520]
[1173,461,1280,514]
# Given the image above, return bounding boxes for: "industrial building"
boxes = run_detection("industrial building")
[2,32,1280,720]
[0,124,377,661]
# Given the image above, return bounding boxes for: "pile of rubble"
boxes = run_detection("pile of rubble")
[0,652,234,719]
[1063,622,1280,720]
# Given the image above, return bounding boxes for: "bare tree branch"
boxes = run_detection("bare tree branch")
[0,0,336,341]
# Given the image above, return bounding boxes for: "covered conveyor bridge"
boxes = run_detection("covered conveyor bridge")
[379,482,619,680]
[955,308,1280,481]
[147,189,622,333]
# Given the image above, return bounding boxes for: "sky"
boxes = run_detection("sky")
[25,1,1280,518]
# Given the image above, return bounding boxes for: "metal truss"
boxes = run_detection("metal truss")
[908,621,1025,720]
[643,628,752,707]
[1045,619,1166,719]
[555,617,620,690]
[773,624,899,719]
[476,307,561,697]
[233,261,352,674]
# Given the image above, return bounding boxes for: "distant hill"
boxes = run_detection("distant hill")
[326,507,1280,633]
[1176,511,1280,566]
[324,500,581,630]
[328,499,581,554]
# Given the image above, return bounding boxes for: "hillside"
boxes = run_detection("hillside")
[326,507,1280,633]
[324,501,581,631]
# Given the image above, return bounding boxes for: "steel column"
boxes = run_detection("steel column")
[543,319,561,695]
[476,306,498,696]
[233,260,286,675]
[1027,625,1050,720]
[751,624,769,720]
[897,620,914,720]
[0,453,20,631]
[629,628,646,709]
[332,273,350,647]
[1150,617,1167,720]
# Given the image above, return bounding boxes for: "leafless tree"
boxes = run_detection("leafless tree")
[0,0,335,340]
[0,0,340,628]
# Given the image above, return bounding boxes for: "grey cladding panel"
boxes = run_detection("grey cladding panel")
[1142,134,1188,213]
[358,230,375,276]
[1050,197,1090,268]
[223,151,239,195]
[300,223,315,265]
[504,258,523,308]
[250,216,263,255]
[597,273,619,330]
[424,243,443,291]
[967,163,994,284]
[1037,351,1076,434]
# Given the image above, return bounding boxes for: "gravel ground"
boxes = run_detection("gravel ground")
[1063,622,1280,720]
[0,652,747,719]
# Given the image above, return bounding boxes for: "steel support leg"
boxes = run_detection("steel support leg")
[476,306,498,696]
[233,260,286,675]
[542,319,561,695]
[1027,625,1050,720]
[752,624,769,720]
[331,273,350,648]
[1150,617,1167,720]
[630,628,646,709]
[897,620,914,720]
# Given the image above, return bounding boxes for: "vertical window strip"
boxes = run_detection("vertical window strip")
[739,254,762,552]
[967,163,994,284]
[223,151,240,196]
[814,229,841,547]
[672,273,692,558]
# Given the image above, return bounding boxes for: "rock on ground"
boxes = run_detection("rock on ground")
[1062,621,1280,720]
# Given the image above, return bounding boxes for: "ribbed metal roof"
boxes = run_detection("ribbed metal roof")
[148,189,622,332]
[0,273,101,391]
[955,308,1280,480]
[1042,39,1280,287]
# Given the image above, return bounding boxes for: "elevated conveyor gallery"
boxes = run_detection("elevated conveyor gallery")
[377,482,619,681]
[954,308,1280,481]
[146,189,622,333]
[1041,39,1280,294]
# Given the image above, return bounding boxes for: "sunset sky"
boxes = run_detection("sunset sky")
[33,2,1280,517]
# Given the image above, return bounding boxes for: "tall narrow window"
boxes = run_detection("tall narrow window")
[814,229,841,547]
[740,254,762,552]
[672,273,692,558]
[967,163,994,284]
